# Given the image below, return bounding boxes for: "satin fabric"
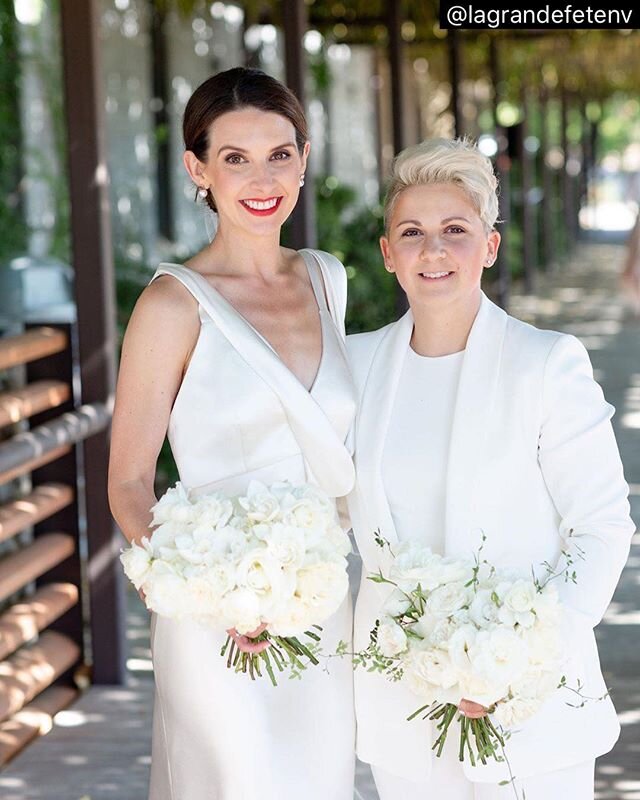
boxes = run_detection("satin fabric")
[346,293,635,784]
[147,250,357,800]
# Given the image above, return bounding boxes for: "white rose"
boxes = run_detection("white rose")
[469,588,500,627]
[405,644,458,690]
[150,482,194,526]
[531,583,562,626]
[390,544,443,592]
[499,579,538,628]
[221,587,263,634]
[268,595,315,637]
[382,588,412,618]
[236,550,291,612]
[296,561,349,620]
[426,582,470,617]
[448,624,478,672]
[438,557,475,586]
[493,694,541,729]
[120,538,153,589]
[470,628,529,686]
[174,526,221,566]
[377,618,408,657]
[524,623,563,667]
[144,561,190,617]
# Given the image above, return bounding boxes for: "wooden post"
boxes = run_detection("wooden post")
[489,35,510,309]
[386,0,409,314]
[520,83,535,293]
[539,86,555,271]
[448,29,463,137]
[283,0,317,249]
[560,85,575,250]
[59,0,126,685]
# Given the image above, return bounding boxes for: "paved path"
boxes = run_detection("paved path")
[1,241,637,799]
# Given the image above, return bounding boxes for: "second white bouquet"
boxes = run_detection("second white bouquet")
[121,480,351,685]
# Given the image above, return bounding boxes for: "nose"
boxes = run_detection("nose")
[420,236,446,262]
[249,161,277,190]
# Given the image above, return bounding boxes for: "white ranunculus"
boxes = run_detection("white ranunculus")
[377,618,408,657]
[469,588,500,627]
[150,482,194,526]
[120,537,153,589]
[426,581,470,617]
[470,628,529,687]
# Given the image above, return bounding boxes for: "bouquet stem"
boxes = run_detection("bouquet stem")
[220,628,322,686]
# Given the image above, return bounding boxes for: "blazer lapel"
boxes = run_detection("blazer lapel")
[155,264,355,498]
[445,294,508,555]
[354,310,414,572]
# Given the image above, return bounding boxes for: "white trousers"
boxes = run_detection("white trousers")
[371,735,595,800]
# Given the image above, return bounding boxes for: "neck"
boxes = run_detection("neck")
[410,289,482,357]
[208,221,289,278]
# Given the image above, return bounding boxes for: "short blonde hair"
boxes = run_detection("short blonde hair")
[383,137,500,233]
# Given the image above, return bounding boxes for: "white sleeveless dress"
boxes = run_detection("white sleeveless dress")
[147,250,357,800]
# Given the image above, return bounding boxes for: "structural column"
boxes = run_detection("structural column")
[60,0,125,684]
[283,0,317,249]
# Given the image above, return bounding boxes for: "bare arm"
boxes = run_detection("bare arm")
[108,276,200,545]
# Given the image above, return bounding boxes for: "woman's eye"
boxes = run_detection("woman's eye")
[271,150,291,161]
[225,154,245,164]
[446,225,465,234]
[401,228,421,237]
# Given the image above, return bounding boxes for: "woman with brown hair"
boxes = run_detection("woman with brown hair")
[108,68,356,800]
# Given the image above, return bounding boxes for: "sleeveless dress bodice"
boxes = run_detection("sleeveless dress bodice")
[146,249,357,800]
[157,249,356,499]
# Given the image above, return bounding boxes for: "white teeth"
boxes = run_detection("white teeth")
[420,271,451,279]
[243,198,279,210]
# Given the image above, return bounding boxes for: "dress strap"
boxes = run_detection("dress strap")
[299,250,348,338]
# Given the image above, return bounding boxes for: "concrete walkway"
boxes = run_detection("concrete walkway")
[0,241,637,800]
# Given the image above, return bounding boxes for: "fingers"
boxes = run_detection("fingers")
[459,699,488,719]
[226,626,271,654]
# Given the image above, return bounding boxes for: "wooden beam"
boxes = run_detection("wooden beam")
[489,36,510,309]
[0,328,67,371]
[0,483,74,544]
[0,533,75,602]
[0,685,78,767]
[0,381,70,429]
[0,583,79,662]
[0,631,80,724]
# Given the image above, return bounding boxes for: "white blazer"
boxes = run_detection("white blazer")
[346,293,635,784]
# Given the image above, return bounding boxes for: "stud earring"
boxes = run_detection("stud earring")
[299,175,305,187]
[197,186,208,200]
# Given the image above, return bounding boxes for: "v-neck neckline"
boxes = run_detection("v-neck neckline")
[159,249,327,395]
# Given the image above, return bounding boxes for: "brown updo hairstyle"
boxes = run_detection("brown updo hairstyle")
[183,67,309,213]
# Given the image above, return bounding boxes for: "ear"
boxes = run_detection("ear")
[379,235,394,273]
[300,141,311,172]
[183,150,207,187]
[484,230,501,269]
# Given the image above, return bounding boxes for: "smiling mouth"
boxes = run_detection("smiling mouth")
[239,197,283,216]
[419,271,454,280]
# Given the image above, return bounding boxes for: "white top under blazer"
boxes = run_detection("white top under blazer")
[346,292,635,784]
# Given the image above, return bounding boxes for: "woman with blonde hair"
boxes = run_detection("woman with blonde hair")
[347,137,634,798]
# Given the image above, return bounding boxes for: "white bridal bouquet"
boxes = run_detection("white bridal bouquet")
[349,534,578,769]
[120,480,351,684]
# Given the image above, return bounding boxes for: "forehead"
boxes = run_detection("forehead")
[393,183,480,222]
[208,108,296,149]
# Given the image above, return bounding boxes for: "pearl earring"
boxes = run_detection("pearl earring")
[197,186,208,200]
[299,175,305,187]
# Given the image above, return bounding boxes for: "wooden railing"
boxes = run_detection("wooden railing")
[0,324,110,766]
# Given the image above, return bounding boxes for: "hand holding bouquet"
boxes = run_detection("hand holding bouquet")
[352,534,569,769]
[121,480,351,684]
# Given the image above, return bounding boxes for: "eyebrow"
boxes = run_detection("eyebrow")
[217,142,296,156]
[395,216,472,228]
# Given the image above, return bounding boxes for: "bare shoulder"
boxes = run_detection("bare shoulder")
[123,274,200,354]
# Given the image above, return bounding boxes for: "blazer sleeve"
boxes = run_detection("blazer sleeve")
[538,333,636,627]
